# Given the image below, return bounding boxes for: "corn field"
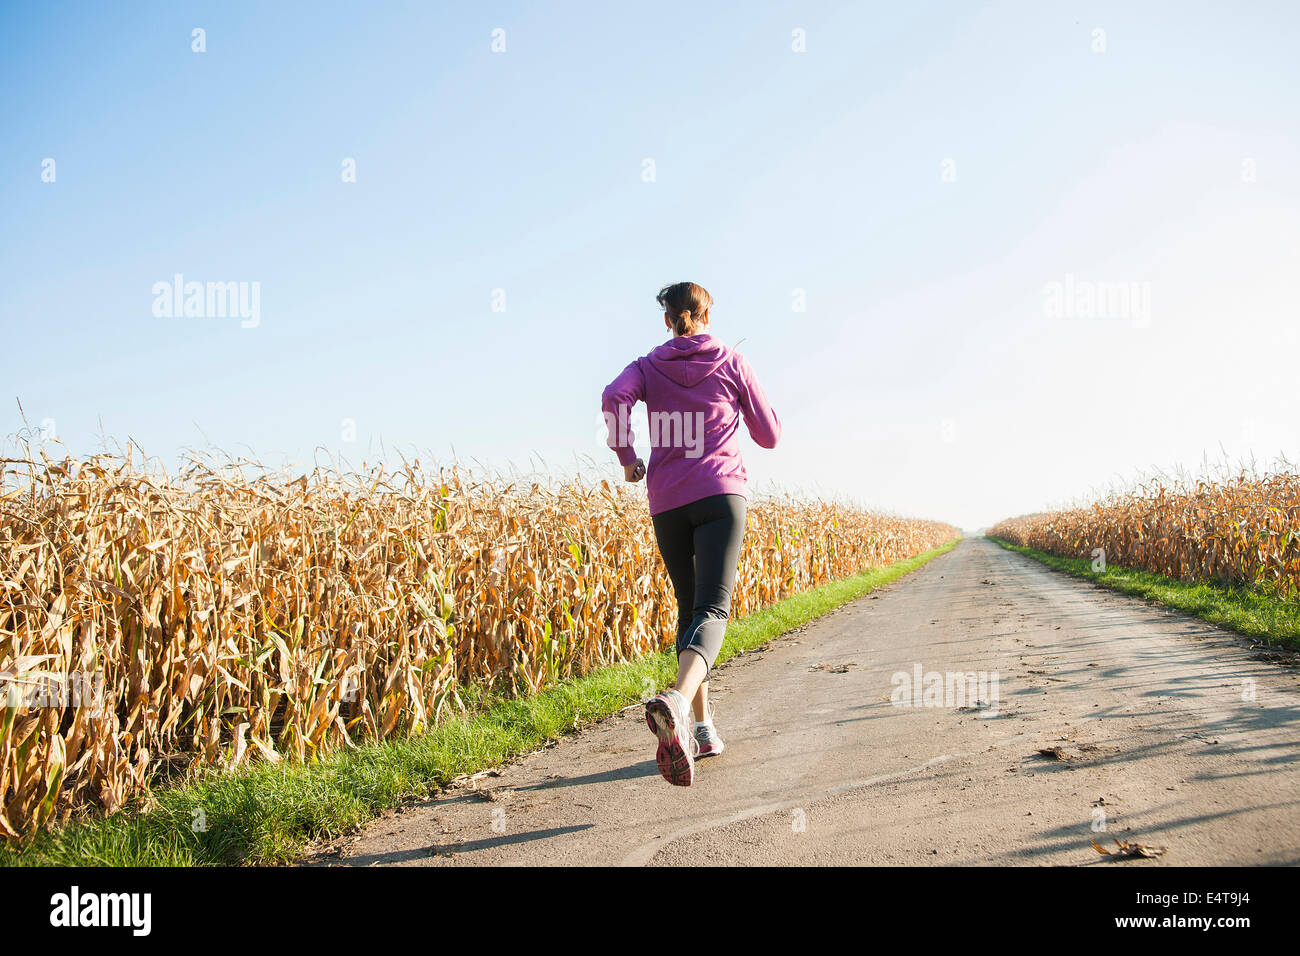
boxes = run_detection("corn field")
[988,472,1300,598]
[0,450,956,839]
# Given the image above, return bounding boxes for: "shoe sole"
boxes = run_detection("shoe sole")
[645,698,694,786]
[695,740,724,758]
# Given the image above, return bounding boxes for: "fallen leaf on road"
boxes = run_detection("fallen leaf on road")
[811,661,857,673]
[1252,650,1299,666]
[1091,838,1166,859]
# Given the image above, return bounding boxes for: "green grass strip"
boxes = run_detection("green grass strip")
[2,537,961,867]
[989,537,1300,650]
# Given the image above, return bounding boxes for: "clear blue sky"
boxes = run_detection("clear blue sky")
[4,1,1298,529]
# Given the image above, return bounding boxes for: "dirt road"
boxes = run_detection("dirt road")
[313,537,1300,866]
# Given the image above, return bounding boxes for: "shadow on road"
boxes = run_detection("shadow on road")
[339,824,597,865]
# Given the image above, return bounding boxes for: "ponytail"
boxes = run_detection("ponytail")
[657,283,713,336]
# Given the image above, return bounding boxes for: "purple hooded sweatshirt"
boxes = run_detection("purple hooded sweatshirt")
[602,333,781,515]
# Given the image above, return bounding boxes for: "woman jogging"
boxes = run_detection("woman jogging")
[601,281,781,787]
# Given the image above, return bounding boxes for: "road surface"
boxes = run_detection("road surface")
[309,537,1300,866]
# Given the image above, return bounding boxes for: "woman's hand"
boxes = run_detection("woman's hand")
[624,458,646,483]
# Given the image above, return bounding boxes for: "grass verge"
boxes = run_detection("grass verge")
[2,538,962,867]
[989,537,1300,649]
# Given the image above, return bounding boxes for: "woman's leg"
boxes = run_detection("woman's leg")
[693,681,709,722]
[651,503,701,705]
[672,649,709,712]
[651,504,696,649]
[675,494,748,704]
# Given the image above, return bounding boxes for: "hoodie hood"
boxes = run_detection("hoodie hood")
[646,333,730,388]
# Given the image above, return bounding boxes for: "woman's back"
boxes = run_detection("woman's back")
[627,333,779,515]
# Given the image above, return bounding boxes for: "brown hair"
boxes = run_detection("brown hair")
[656,282,714,336]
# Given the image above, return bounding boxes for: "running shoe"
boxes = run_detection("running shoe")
[645,689,696,786]
[694,713,725,758]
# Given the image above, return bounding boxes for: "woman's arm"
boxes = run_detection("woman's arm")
[601,360,646,470]
[734,354,781,449]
